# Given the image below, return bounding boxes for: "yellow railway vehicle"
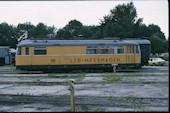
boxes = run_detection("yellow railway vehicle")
[15,39,141,71]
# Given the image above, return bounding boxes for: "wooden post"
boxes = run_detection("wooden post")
[70,79,75,112]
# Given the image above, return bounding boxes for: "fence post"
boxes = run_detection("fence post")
[70,79,75,112]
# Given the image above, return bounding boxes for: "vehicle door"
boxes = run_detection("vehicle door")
[126,46,135,64]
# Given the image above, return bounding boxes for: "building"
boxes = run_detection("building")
[0,46,15,65]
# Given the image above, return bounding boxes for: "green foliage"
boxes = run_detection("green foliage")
[17,22,35,38]
[0,22,56,48]
[103,75,122,83]
[55,19,99,39]
[100,2,141,38]
[0,22,18,48]
[150,34,167,53]
[113,96,138,103]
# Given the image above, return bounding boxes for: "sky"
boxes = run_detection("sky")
[0,0,169,39]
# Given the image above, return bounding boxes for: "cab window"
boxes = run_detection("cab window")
[136,46,140,54]
[17,47,21,55]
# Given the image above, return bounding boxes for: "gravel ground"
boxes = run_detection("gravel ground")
[0,64,169,112]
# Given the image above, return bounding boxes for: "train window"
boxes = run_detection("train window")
[114,46,124,54]
[87,47,96,54]
[96,47,102,54]
[34,47,46,55]
[17,47,21,55]
[130,47,134,53]
[102,48,108,54]
[87,46,109,54]
[108,47,114,54]
[117,48,124,54]
[25,47,29,55]
[136,46,140,54]
[96,46,109,54]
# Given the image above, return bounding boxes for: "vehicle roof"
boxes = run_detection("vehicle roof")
[17,39,139,47]
[124,38,151,44]
[102,37,151,44]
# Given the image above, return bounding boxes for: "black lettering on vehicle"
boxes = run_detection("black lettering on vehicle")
[77,58,81,63]
[100,58,105,62]
[73,58,76,63]
[84,58,89,62]
[109,58,113,62]
[93,58,96,62]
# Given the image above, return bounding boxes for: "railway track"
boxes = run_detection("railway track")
[0,65,168,112]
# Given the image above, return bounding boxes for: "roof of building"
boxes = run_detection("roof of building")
[0,46,10,48]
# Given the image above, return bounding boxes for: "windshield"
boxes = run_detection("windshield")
[152,58,164,61]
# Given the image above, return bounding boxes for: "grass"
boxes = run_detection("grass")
[113,96,138,103]
[103,75,122,83]
[75,73,85,82]
[76,107,102,112]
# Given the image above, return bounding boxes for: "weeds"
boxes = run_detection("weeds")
[113,96,138,103]
[103,75,122,83]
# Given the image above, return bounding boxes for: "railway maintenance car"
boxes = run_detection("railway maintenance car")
[15,39,141,71]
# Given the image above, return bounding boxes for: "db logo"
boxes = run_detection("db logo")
[51,59,56,62]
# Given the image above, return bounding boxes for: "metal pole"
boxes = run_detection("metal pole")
[112,64,117,74]
[70,79,75,112]
[113,65,116,74]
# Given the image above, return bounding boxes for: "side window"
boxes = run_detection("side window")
[87,46,96,54]
[117,47,124,54]
[130,46,134,53]
[96,47,102,54]
[102,48,108,54]
[108,47,114,54]
[17,47,21,55]
[96,46,109,54]
[136,46,140,54]
[87,46,110,54]
[34,47,46,55]
[114,46,124,54]
[25,47,29,55]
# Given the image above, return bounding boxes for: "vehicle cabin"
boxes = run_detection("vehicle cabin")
[15,39,141,71]
[124,38,151,66]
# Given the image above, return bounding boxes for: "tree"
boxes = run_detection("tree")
[150,34,167,54]
[56,19,101,39]
[65,20,83,38]
[32,23,48,38]
[17,22,35,39]
[148,24,166,40]
[0,22,17,48]
[100,2,143,38]
[56,20,84,39]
